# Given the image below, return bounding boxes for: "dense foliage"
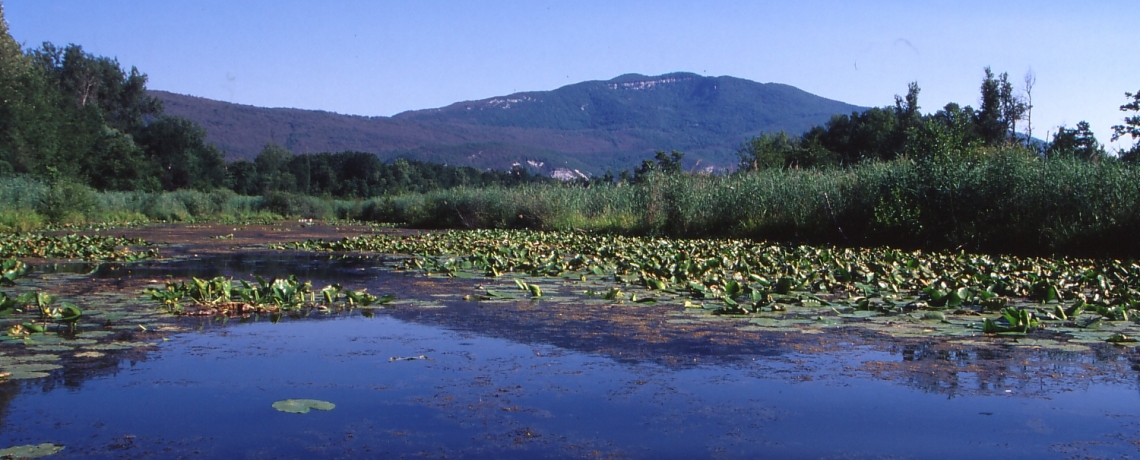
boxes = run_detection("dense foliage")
[227,144,552,198]
[275,228,1140,319]
[348,152,1140,257]
[735,70,1127,169]
[0,7,224,192]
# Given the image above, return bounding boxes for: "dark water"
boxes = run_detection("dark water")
[2,253,1140,458]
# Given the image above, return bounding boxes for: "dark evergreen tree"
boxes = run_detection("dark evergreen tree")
[1046,121,1104,160]
[1112,90,1140,162]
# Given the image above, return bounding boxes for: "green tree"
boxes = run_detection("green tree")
[252,143,296,193]
[83,126,157,191]
[0,5,78,178]
[1112,90,1140,162]
[904,103,981,159]
[28,43,161,134]
[225,159,259,195]
[811,107,899,163]
[1046,121,1104,160]
[137,116,226,190]
[738,131,797,170]
[976,68,1006,146]
[634,150,684,180]
[975,67,1026,146]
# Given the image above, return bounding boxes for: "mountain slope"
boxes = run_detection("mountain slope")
[154,72,864,174]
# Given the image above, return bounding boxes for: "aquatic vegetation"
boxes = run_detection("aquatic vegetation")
[147,275,394,316]
[0,443,64,458]
[389,355,429,361]
[277,229,1140,344]
[272,399,335,414]
[982,308,1040,333]
[0,233,157,261]
[0,258,30,285]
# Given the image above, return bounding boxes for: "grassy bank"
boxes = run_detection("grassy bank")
[0,177,329,232]
[355,151,1140,257]
[4,150,1138,257]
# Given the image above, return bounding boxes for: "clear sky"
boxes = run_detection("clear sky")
[5,1,1137,151]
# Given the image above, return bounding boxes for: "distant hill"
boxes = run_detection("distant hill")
[153,72,864,175]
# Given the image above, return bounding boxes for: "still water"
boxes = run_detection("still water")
[2,250,1139,458]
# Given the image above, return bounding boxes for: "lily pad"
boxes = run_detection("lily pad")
[26,345,74,352]
[3,371,50,380]
[15,354,61,362]
[4,363,63,373]
[272,399,336,414]
[62,339,98,346]
[75,331,114,338]
[83,342,150,350]
[0,443,64,458]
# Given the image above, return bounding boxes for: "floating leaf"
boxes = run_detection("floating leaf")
[272,399,335,414]
[0,443,64,458]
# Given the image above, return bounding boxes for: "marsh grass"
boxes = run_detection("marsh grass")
[357,151,1140,257]
[0,177,338,231]
[3,151,1137,256]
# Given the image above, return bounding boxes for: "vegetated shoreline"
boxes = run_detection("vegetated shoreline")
[2,148,1139,259]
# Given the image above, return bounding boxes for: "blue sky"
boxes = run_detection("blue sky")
[6,1,1138,150]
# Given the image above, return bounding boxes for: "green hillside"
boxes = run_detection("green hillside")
[154,72,863,175]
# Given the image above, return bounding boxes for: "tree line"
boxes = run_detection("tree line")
[227,144,552,198]
[0,7,227,192]
[737,68,1140,170]
[0,6,553,198]
[4,4,1138,200]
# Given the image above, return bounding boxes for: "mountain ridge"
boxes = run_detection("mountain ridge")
[152,72,865,174]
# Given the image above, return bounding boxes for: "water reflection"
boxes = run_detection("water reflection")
[3,251,1140,457]
[3,315,1140,459]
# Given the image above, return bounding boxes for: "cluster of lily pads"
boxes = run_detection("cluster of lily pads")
[0,259,83,337]
[0,233,157,261]
[274,229,1140,345]
[146,275,394,316]
[0,256,165,382]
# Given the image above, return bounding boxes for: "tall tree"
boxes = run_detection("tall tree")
[0,4,73,177]
[28,43,162,134]
[1112,90,1140,162]
[975,67,1027,146]
[136,116,226,190]
[1046,121,1104,160]
[634,150,685,179]
[252,143,296,193]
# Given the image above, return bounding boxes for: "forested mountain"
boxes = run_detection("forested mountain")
[154,73,863,175]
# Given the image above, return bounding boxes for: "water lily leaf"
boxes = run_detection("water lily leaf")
[1108,334,1139,343]
[272,399,336,414]
[4,363,62,373]
[75,331,114,338]
[26,345,73,352]
[0,443,64,458]
[14,354,60,362]
[3,370,50,380]
[83,342,143,350]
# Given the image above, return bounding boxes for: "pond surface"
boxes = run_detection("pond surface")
[2,224,1140,459]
